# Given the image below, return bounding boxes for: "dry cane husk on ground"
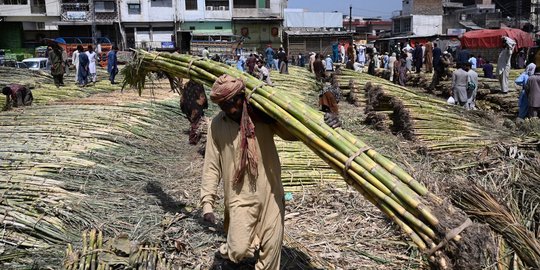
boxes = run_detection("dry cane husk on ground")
[121,50,505,269]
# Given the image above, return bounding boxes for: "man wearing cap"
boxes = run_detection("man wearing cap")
[201,75,340,269]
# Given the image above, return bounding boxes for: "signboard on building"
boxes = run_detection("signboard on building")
[66,11,87,21]
[447,28,466,36]
[161,42,175,48]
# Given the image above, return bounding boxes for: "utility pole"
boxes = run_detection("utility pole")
[349,5,352,32]
[91,0,97,44]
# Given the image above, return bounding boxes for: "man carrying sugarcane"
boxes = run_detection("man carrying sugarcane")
[497,36,516,94]
[201,75,340,269]
[2,84,33,111]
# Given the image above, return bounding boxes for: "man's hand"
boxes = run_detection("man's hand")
[324,112,342,129]
[203,212,216,224]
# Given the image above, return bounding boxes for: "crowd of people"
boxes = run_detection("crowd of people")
[46,43,119,88]
[200,37,540,121]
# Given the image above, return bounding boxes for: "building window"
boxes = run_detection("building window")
[393,19,400,33]
[185,0,197,10]
[402,18,411,32]
[206,0,228,10]
[233,0,255,8]
[189,26,195,30]
[0,0,28,4]
[215,26,223,30]
[95,1,115,12]
[127,3,140,14]
[151,0,171,8]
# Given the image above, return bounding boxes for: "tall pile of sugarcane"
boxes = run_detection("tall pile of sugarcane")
[336,72,367,109]
[122,50,502,268]
[369,66,525,117]
[336,69,509,155]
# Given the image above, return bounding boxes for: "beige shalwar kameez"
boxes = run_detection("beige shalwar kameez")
[200,111,295,270]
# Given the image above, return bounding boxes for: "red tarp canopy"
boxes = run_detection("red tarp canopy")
[460,28,535,50]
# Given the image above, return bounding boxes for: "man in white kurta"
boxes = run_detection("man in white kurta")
[496,36,516,93]
[72,49,80,82]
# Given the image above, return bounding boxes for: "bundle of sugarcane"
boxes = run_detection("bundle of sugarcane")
[338,69,508,155]
[270,68,345,191]
[0,174,89,249]
[452,184,540,269]
[64,230,171,269]
[123,50,500,268]
[270,66,319,102]
[510,157,540,235]
[276,138,345,191]
[335,73,367,108]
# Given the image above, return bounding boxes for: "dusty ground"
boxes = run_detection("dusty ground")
[44,80,425,269]
[6,72,528,269]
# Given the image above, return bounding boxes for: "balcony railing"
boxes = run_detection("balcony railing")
[96,12,118,21]
[61,2,118,22]
[232,8,280,19]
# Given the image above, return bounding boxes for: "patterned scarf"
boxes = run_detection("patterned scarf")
[210,75,258,184]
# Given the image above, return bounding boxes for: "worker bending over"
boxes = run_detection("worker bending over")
[2,84,33,111]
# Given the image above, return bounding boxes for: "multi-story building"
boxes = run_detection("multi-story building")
[0,0,60,48]
[392,0,444,36]
[230,0,285,51]
[442,0,501,35]
[118,0,286,52]
[446,0,501,35]
[58,0,120,45]
[119,0,177,49]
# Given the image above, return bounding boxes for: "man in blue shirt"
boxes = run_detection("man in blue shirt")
[236,55,246,72]
[264,44,275,70]
[107,46,118,84]
[325,55,333,72]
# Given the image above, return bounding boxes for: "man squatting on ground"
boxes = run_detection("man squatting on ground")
[2,84,33,111]
[200,75,341,269]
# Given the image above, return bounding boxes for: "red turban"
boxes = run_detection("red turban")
[211,75,258,184]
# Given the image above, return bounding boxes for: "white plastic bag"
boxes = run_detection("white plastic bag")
[447,96,456,105]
